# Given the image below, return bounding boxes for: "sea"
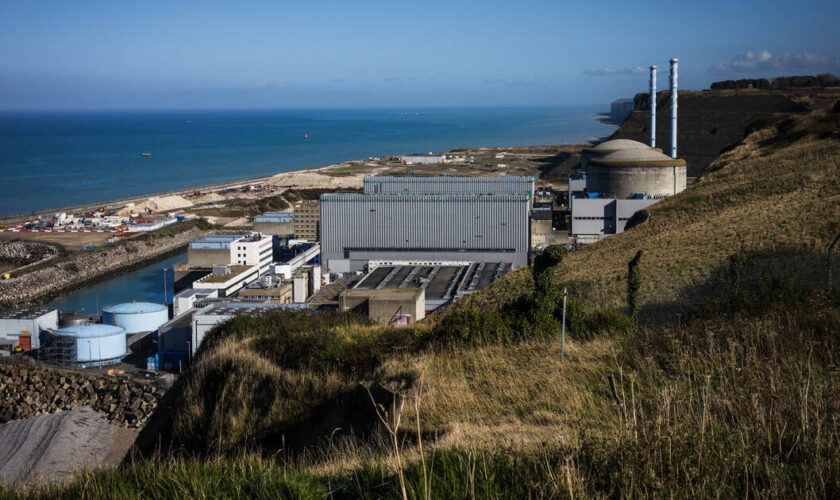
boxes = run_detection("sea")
[0,107,616,217]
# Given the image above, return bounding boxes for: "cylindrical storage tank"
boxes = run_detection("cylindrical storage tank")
[587,149,687,198]
[52,324,126,366]
[580,139,653,172]
[102,302,169,334]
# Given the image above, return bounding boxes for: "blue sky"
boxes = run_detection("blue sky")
[1,0,839,110]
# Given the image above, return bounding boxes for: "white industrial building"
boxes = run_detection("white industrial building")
[192,265,261,297]
[159,301,305,357]
[47,324,127,367]
[0,309,58,351]
[188,233,273,276]
[102,302,169,334]
[400,153,446,164]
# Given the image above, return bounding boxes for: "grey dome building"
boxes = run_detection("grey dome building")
[587,148,687,198]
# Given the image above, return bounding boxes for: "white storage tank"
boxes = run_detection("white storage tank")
[102,302,169,334]
[52,324,127,367]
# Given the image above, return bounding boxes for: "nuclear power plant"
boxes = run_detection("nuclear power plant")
[568,57,686,244]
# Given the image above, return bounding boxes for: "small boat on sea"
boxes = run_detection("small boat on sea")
[303,133,310,140]
[141,153,152,158]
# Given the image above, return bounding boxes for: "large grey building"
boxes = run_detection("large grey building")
[364,175,535,199]
[321,190,531,273]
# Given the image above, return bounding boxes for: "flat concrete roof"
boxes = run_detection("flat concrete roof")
[196,265,253,283]
[353,262,510,302]
[342,288,424,301]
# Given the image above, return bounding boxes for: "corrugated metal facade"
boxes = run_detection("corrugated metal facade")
[363,175,535,198]
[321,193,530,272]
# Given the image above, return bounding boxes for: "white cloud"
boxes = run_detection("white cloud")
[584,66,647,76]
[708,50,839,74]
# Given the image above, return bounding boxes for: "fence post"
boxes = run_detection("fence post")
[561,287,567,363]
[829,231,840,292]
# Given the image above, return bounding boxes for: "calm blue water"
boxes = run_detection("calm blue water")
[0,107,615,216]
[46,252,184,314]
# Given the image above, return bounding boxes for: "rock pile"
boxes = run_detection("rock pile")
[0,240,59,267]
[0,365,166,429]
[0,226,209,308]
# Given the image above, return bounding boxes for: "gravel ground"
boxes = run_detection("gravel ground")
[0,406,137,485]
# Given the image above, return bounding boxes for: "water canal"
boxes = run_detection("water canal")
[47,252,185,314]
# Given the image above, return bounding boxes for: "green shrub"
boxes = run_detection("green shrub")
[433,308,515,345]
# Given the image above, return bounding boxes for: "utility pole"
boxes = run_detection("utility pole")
[162,268,168,305]
[561,287,568,363]
[829,232,840,291]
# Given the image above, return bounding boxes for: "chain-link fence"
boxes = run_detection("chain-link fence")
[564,251,840,329]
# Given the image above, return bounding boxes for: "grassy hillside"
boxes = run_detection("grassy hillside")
[4,92,840,497]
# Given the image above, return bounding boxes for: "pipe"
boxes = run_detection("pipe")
[649,65,657,148]
[669,58,678,158]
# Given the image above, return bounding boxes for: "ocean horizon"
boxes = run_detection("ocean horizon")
[0,106,617,217]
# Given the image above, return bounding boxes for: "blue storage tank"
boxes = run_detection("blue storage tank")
[102,302,169,334]
[52,324,126,367]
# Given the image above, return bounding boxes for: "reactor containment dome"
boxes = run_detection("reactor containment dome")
[51,324,127,367]
[102,302,169,335]
[587,148,687,199]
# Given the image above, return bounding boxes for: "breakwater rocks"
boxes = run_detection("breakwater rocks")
[0,364,166,428]
[0,240,59,267]
[0,225,209,308]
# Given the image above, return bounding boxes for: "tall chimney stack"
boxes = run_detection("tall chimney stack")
[649,65,657,148]
[669,58,678,158]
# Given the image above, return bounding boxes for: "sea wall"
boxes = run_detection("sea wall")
[0,364,165,428]
[0,225,210,309]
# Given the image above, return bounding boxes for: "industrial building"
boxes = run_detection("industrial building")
[347,261,511,313]
[187,233,273,276]
[192,265,261,297]
[102,302,169,335]
[292,201,320,241]
[0,309,58,351]
[321,175,532,273]
[253,211,294,236]
[363,175,535,198]
[339,288,425,325]
[400,153,446,164]
[569,58,687,244]
[159,301,305,358]
[173,289,219,316]
[46,324,127,367]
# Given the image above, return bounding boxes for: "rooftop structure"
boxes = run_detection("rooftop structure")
[339,288,425,325]
[351,262,510,311]
[193,265,260,297]
[363,175,535,198]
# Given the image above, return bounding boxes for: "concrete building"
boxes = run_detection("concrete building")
[186,302,304,357]
[349,262,510,312]
[339,288,425,325]
[270,242,320,279]
[292,201,320,241]
[187,233,273,276]
[238,282,293,303]
[570,146,687,243]
[0,309,58,351]
[363,175,535,199]
[192,265,260,297]
[173,288,219,317]
[321,192,531,273]
[400,153,446,164]
[579,139,653,173]
[253,212,294,236]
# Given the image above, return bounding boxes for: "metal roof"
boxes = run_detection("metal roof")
[54,324,125,339]
[102,302,167,314]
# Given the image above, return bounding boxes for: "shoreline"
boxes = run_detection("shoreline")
[0,141,595,224]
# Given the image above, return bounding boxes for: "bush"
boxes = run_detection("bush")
[433,308,515,345]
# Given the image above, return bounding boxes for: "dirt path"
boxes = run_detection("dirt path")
[0,406,137,485]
